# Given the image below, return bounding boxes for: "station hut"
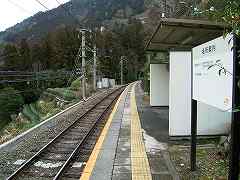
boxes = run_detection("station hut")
[145,18,231,136]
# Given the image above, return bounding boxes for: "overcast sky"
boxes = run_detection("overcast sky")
[0,0,70,31]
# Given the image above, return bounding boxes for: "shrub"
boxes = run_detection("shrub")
[38,100,56,115]
[22,104,40,123]
[0,87,24,121]
[22,90,41,104]
[47,88,76,101]
[70,78,81,91]
[62,89,76,101]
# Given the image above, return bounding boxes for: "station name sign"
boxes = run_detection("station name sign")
[192,34,234,111]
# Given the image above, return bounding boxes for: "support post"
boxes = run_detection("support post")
[93,45,97,91]
[229,111,240,180]
[191,99,197,171]
[228,35,240,180]
[81,30,86,100]
[191,49,197,171]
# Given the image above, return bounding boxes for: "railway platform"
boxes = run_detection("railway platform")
[80,82,178,180]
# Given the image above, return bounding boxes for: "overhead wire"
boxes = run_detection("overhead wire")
[33,0,50,11]
[67,46,83,86]
[53,0,85,85]
[0,1,71,101]
[7,0,32,14]
[35,0,81,75]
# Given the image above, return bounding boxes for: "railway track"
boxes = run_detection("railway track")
[6,86,126,180]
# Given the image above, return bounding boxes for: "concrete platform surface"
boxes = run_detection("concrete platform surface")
[80,82,179,180]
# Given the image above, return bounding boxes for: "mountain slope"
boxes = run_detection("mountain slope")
[0,0,146,43]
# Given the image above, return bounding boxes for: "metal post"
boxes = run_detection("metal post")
[120,56,123,85]
[191,99,197,171]
[93,45,97,91]
[81,30,86,100]
[191,49,197,171]
[229,112,240,180]
[228,35,240,180]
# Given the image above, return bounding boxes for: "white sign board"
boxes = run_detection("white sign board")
[193,34,234,111]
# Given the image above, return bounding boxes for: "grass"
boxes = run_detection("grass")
[0,100,61,144]
[169,138,229,180]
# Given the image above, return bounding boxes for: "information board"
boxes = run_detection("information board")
[192,34,234,111]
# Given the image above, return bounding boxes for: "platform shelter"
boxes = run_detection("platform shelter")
[145,18,231,136]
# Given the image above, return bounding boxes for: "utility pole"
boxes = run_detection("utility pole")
[120,56,124,85]
[81,30,86,100]
[93,44,97,91]
[77,28,95,97]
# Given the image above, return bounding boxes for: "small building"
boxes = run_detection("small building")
[145,18,231,136]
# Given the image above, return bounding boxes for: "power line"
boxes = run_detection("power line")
[54,0,85,86]
[7,0,32,14]
[34,0,50,11]
[54,0,84,86]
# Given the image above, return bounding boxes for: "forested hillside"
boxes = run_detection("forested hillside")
[0,0,146,43]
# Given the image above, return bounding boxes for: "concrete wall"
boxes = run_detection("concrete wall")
[169,52,192,136]
[150,64,169,106]
[169,51,232,136]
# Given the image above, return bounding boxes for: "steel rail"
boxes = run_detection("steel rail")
[53,87,124,179]
[6,86,125,180]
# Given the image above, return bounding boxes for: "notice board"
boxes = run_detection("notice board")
[192,34,234,111]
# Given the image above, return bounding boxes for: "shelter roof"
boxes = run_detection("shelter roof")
[145,18,227,52]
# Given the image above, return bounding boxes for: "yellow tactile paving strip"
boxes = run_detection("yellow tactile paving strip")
[131,83,152,180]
[80,87,128,180]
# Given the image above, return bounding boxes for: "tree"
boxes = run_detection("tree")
[31,44,44,72]
[96,28,121,80]
[2,44,20,70]
[203,0,240,36]
[19,39,31,70]
[95,20,146,83]
[54,27,80,70]
[0,87,24,121]
[119,19,146,82]
[41,33,55,70]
